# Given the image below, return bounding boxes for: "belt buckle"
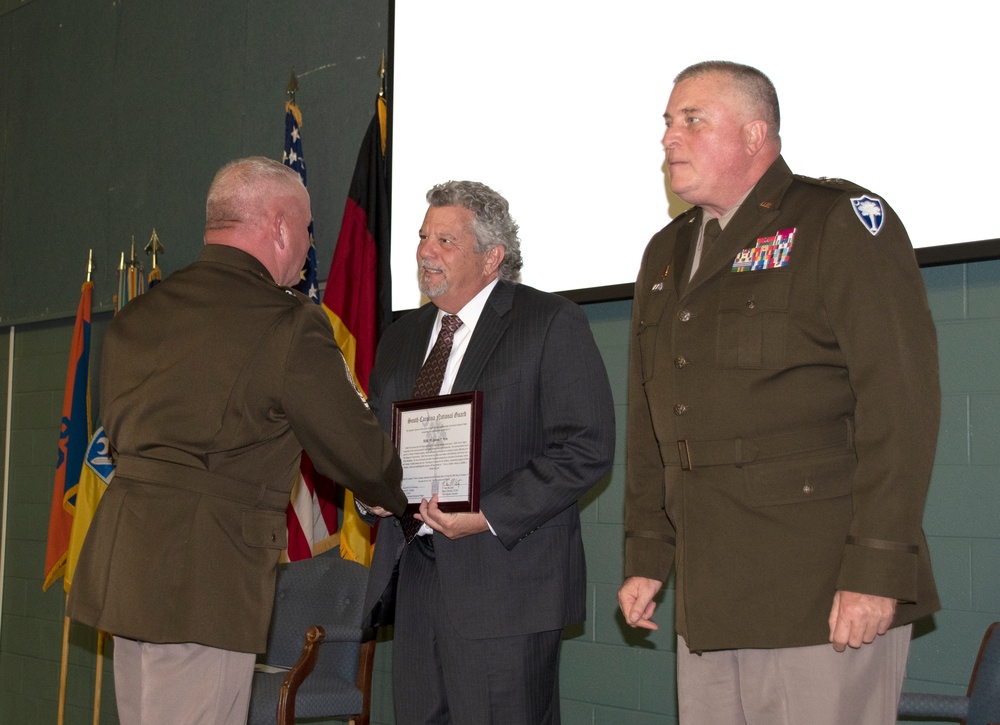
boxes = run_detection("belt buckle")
[677,440,693,470]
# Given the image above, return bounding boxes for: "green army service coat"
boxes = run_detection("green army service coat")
[624,156,940,651]
[68,244,405,653]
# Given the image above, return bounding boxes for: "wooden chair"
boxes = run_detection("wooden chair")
[898,622,1000,724]
[248,547,376,725]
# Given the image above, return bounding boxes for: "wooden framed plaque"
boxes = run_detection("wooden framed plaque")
[391,390,483,513]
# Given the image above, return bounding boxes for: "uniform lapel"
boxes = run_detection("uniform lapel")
[672,213,700,298]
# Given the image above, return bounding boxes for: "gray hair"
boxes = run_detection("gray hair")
[426,180,523,282]
[206,156,306,227]
[676,61,781,143]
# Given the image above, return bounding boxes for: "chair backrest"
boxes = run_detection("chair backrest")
[967,622,1000,725]
[261,547,369,684]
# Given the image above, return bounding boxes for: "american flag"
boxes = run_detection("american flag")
[282,94,340,560]
[283,98,319,302]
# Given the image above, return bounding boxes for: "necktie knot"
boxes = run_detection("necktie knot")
[440,314,462,340]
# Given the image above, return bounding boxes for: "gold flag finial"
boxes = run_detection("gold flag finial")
[144,228,164,268]
[86,249,93,283]
[379,51,386,98]
[286,71,299,104]
[146,228,165,285]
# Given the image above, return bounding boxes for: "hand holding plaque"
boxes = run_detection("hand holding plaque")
[391,391,483,513]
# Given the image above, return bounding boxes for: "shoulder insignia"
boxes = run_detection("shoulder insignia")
[851,195,884,236]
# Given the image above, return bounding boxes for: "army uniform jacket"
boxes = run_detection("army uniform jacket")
[624,156,940,651]
[68,245,405,653]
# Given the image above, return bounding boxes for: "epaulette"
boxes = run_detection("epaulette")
[793,174,866,193]
[275,284,315,307]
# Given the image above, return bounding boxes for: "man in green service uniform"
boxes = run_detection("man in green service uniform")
[69,157,406,724]
[619,61,939,724]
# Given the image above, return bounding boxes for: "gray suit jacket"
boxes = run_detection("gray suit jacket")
[363,280,615,638]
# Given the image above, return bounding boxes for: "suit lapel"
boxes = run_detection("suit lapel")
[453,280,514,392]
[399,305,439,397]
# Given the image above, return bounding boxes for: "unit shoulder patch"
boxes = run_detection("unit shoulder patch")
[850,195,885,236]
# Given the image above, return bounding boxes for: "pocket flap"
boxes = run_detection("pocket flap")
[745,450,855,507]
[242,509,288,549]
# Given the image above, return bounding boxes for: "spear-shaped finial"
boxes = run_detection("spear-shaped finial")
[145,228,164,268]
[145,228,165,285]
[86,249,94,283]
[379,51,386,98]
[286,71,299,104]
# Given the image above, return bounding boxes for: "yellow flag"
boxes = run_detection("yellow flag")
[64,427,114,593]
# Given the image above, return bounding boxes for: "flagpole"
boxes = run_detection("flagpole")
[58,606,70,725]
[92,630,104,725]
[84,250,106,722]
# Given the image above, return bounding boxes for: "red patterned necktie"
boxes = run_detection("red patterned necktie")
[402,314,464,542]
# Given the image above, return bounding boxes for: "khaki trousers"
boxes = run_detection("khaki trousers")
[676,624,911,725]
[112,636,255,725]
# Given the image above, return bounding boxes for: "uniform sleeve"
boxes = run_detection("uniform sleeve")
[623,239,677,583]
[817,192,940,601]
[282,304,406,516]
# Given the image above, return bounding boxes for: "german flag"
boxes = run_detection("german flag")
[322,96,391,565]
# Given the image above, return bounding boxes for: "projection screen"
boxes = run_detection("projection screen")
[389,1,997,309]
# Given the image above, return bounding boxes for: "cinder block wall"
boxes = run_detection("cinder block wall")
[3,265,1000,724]
[365,263,1000,725]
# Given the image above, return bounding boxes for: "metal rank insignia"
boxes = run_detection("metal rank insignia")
[732,228,796,272]
[652,263,670,291]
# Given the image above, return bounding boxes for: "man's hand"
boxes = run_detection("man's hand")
[618,576,664,630]
[828,590,896,652]
[356,500,395,518]
[415,493,489,540]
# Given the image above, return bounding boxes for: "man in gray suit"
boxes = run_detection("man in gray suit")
[361,180,615,724]
[69,157,406,724]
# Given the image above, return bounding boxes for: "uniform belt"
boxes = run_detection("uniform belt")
[666,418,854,470]
[114,454,290,510]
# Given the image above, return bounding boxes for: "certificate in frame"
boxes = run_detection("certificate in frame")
[391,390,483,513]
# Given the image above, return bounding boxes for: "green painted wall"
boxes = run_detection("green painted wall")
[0,0,390,325]
[364,268,1000,724]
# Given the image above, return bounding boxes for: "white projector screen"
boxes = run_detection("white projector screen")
[390,1,997,310]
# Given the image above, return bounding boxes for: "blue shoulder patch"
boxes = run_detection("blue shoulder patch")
[851,195,885,236]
